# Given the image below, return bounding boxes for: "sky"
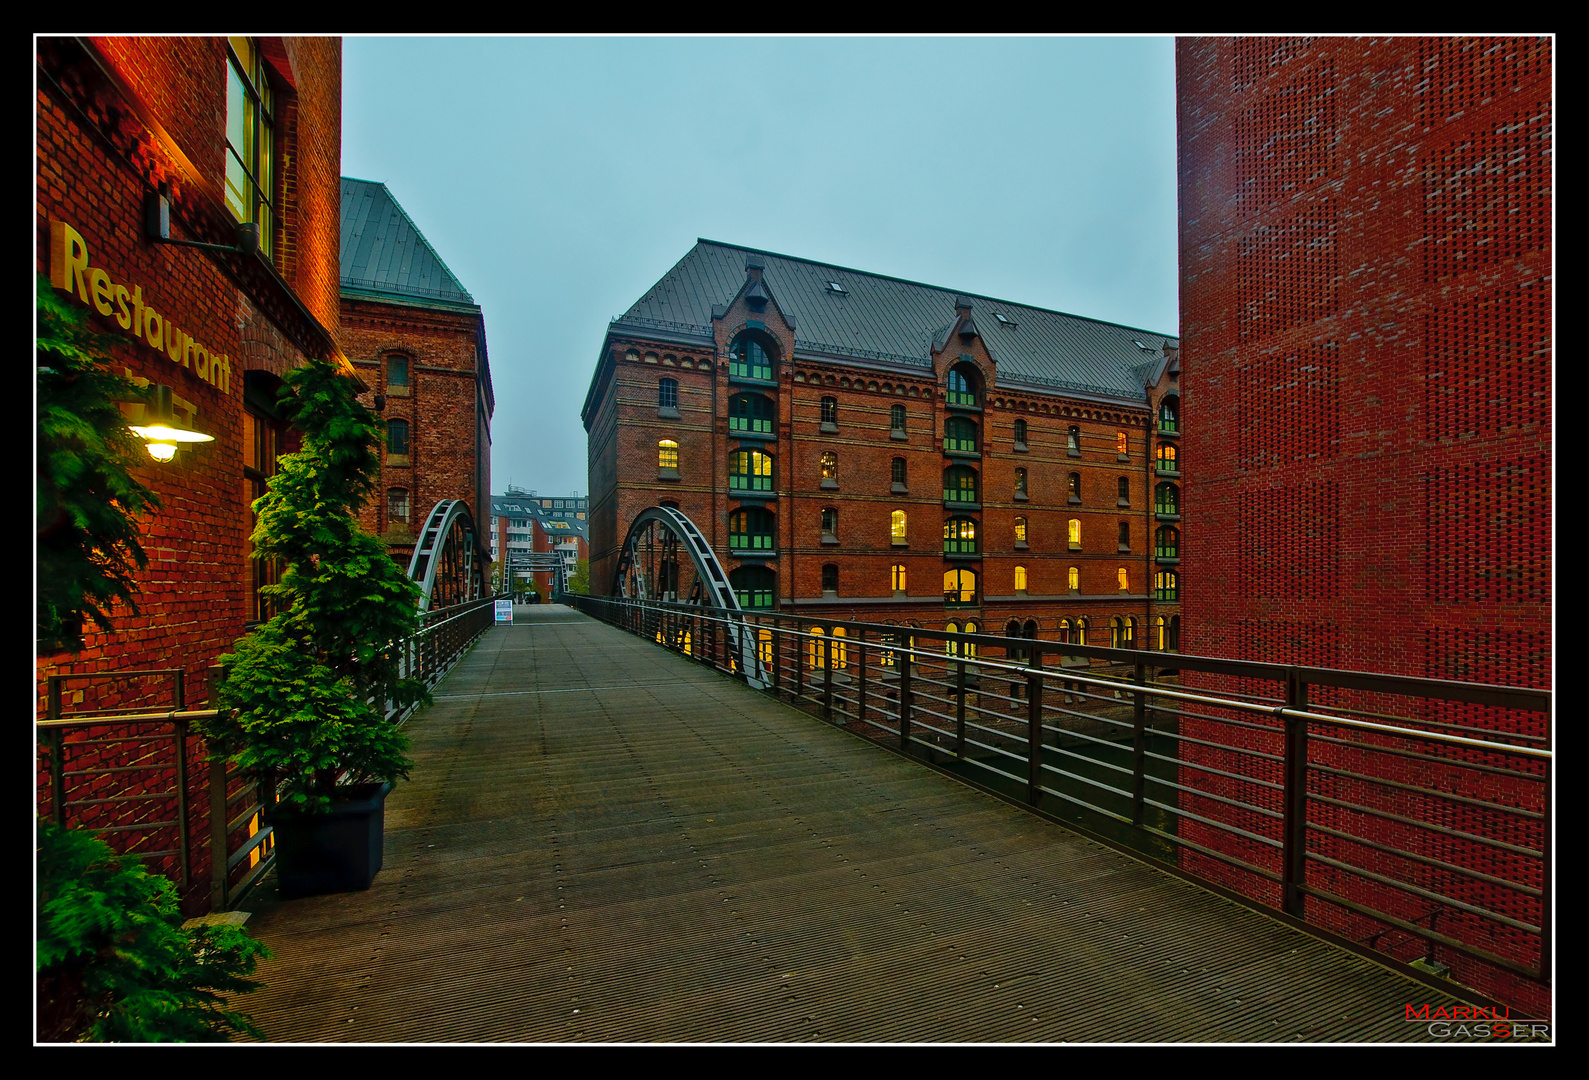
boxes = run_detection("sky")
[340,36,1181,500]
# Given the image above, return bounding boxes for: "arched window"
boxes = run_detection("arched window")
[946,363,979,406]
[1156,525,1179,558]
[944,568,977,605]
[1013,418,1028,447]
[892,564,908,594]
[1006,621,1025,662]
[387,418,410,457]
[943,517,977,555]
[1152,615,1166,651]
[1110,617,1124,649]
[658,439,679,471]
[808,625,826,669]
[945,621,960,655]
[891,509,908,545]
[1068,518,1082,550]
[820,451,838,482]
[1015,468,1028,499]
[1068,566,1080,592]
[829,626,847,670]
[1067,426,1081,457]
[730,565,775,608]
[890,404,907,434]
[1157,442,1178,473]
[1159,395,1179,433]
[1156,569,1179,601]
[1118,476,1130,506]
[729,334,774,380]
[962,622,979,659]
[729,448,774,491]
[1014,516,1028,545]
[1058,619,1072,646]
[1069,472,1082,503]
[658,377,678,410]
[387,487,410,523]
[729,507,775,551]
[1118,567,1130,592]
[944,416,978,454]
[943,464,978,504]
[1169,615,1181,652]
[1156,482,1180,516]
[1075,617,1089,647]
[1117,431,1129,458]
[820,396,838,427]
[729,393,774,434]
[1013,565,1028,592]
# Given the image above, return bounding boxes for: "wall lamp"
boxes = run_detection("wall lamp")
[127,382,215,462]
[145,187,259,256]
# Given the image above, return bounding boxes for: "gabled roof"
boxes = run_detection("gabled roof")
[608,239,1177,403]
[340,177,477,309]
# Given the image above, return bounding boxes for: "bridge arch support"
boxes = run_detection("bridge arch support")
[407,499,487,613]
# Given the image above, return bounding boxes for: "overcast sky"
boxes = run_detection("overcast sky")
[341,35,1180,500]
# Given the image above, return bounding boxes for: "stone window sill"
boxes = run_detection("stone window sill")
[820,422,839,434]
[820,478,839,489]
[1013,442,1028,453]
[890,429,909,441]
[658,406,680,419]
[1015,492,1028,501]
[892,538,909,547]
[1015,541,1029,550]
[821,534,839,545]
[890,482,908,494]
[658,468,680,481]
[386,454,410,467]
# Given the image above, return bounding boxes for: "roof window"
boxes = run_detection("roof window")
[827,282,847,294]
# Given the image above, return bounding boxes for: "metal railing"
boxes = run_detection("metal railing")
[568,594,1551,993]
[37,597,499,913]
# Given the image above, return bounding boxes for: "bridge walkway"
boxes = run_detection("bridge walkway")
[233,604,1464,1043]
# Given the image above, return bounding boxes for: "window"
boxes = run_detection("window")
[658,439,679,471]
[946,364,977,406]
[943,464,978,504]
[1069,472,1082,503]
[1110,616,1135,649]
[944,568,977,605]
[1118,521,1130,550]
[1156,482,1180,516]
[943,517,977,555]
[1117,431,1129,458]
[821,507,838,540]
[731,565,775,608]
[944,416,978,454]
[1014,516,1028,545]
[1152,615,1166,651]
[1068,518,1082,550]
[1013,418,1028,447]
[1067,426,1081,456]
[387,418,410,458]
[729,507,775,551]
[1015,467,1028,499]
[1159,396,1179,433]
[388,488,410,523]
[225,38,275,258]
[1156,569,1179,601]
[1156,525,1179,559]
[386,355,409,393]
[891,509,908,545]
[1068,566,1080,592]
[892,564,908,594]
[890,404,907,434]
[1118,477,1130,506]
[1118,567,1130,592]
[729,393,774,434]
[1075,617,1089,647]
[891,457,907,490]
[820,396,838,426]
[242,389,283,624]
[729,448,774,491]
[822,563,839,594]
[808,626,826,669]
[820,451,838,485]
[658,378,678,410]
[1058,619,1071,646]
[729,334,773,380]
[1157,442,1178,473]
[1013,565,1028,592]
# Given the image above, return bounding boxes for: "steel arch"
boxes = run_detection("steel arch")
[613,506,767,688]
[407,499,486,613]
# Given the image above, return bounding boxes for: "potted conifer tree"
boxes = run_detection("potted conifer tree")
[201,358,428,897]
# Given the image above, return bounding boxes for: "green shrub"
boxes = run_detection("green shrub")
[36,822,271,1042]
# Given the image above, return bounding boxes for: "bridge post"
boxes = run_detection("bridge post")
[795,620,805,702]
[1281,668,1309,919]
[1132,661,1147,827]
[771,616,783,698]
[856,628,867,728]
[899,640,913,752]
[823,624,835,721]
[955,656,967,758]
[1027,647,1044,806]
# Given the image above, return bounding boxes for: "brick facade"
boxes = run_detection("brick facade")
[36,36,344,913]
[1176,36,1551,1011]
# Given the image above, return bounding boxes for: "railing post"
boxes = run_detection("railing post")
[771,617,783,698]
[856,629,867,728]
[1131,661,1147,827]
[46,675,66,827]
[823,625,835,721]
[1027,647,1044,806]
[899,641,913,751]
[795,620,806,701]
[175,717,191,890]
[955,655,967,758]
[1281,668,1310,919]
[209,755,229,912]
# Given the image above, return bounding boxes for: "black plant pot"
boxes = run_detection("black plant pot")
[271,781,393,898]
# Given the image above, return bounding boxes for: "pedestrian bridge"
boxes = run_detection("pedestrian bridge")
[234,604,1485,1043]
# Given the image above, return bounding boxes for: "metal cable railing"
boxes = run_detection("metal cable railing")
[568,594,1552,993]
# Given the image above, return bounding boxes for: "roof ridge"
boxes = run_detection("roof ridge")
[693,238,1176,340]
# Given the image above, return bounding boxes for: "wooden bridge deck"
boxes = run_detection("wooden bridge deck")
[234,605,1465,1043]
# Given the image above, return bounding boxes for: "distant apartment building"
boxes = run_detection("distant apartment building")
[490,488,589,597]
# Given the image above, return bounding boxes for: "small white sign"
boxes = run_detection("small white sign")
[495,600,514,624]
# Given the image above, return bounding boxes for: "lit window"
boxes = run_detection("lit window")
[225,37,274,258]
[1156,569,1179,601]
[659,378,678,409]
[1156,525,1179,558]
[1157,442,1178,472]
[1117,431,1129,458]
[944,517,977,555]
[892,564,907,593]
[1014,565,1028,592]
[944,569,977,605]
[891,510,908,543]
[729,448,774,491]
[1068,518,1082,550]
[1058,619,1071,645]
[1014,516,1028,544]
[658,439,679,471]
[821,451,838,481]
[1068,566,1080,592]
[1118,567,1130,592]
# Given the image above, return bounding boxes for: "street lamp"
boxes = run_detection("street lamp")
[127,383,214,462]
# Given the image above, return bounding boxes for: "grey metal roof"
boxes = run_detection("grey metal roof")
[340,178,476,308]
[612,240,1177,403]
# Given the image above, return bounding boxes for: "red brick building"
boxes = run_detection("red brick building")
[338,177,495,585]
[582,241,1182,654]
[36,36,345,910]
[1175,36,1551,1007]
